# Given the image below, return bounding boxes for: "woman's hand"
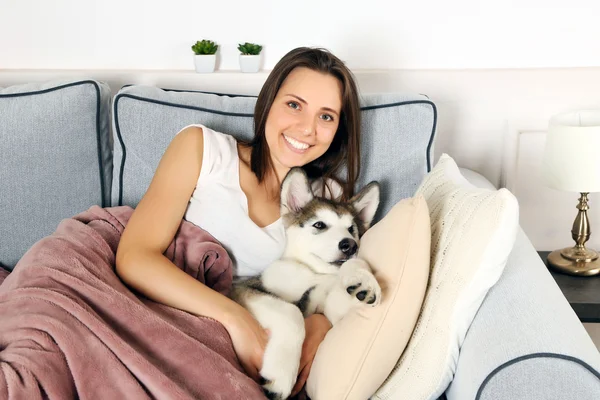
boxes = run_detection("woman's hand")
[291,313,333,397]
[223,306,270,382]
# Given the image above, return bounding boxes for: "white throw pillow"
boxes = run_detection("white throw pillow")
[372,153,520,400]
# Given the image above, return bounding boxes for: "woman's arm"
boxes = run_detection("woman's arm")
[291,314,332,397]
[115,126,246,324]
[115,126,269,380]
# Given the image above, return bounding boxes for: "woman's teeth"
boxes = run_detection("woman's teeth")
[284,134,309,150]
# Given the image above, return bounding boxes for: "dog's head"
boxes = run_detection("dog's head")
[280,167,380,275]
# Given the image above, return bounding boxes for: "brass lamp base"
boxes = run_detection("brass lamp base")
[547,192,600,277]
[548,247,600,276]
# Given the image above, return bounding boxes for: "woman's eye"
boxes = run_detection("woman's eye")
[287,101,300,110]
[320,114,334,122]
[348,226,355,234]
[313,221,327,230]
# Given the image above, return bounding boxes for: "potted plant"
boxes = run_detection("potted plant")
[191,40,218,73]
[237,42,263,73]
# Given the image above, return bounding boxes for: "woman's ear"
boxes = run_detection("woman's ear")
[280,167,314,215]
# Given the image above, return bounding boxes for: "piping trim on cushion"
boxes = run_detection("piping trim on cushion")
[361,100,437,171]
[0,80,108,207]
[113,89,437,206]
[476,352,600,400]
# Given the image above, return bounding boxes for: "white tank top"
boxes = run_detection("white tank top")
[181,124,342,277]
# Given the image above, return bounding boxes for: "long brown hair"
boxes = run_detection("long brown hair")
[245,47,361,201]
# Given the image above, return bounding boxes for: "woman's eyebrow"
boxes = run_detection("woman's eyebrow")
[285,94,340,117]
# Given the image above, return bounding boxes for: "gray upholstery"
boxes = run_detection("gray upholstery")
[112,86,436,222]
[445,169,600,400]
[0,79,112,269]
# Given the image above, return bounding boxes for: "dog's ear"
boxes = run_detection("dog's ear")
[281,167,314,215]
[350,182,380,233]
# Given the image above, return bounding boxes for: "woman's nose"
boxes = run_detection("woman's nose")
[299,116,316,136]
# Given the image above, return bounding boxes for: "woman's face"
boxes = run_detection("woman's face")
[265,67,343,174]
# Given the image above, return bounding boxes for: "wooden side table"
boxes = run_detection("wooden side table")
[539,251,600,323]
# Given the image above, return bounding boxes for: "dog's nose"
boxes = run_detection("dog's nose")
[339,238,357,256]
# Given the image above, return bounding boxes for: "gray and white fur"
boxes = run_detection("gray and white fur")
[229,167,382,400]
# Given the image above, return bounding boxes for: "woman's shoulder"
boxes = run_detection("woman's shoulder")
[175,124,238,183]
[176,123,235,144]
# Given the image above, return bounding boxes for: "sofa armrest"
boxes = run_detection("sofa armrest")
[445,169,600,400]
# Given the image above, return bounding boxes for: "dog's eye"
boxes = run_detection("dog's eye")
[313,221,327,230]
[348,226,355,234]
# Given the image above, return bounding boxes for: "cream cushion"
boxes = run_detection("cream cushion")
[306,195,431,400]
[373,153,520,400]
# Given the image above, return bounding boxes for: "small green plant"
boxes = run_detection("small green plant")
[191,40,218,55]
[238,42,263,55]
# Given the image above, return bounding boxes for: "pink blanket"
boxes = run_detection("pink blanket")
[0,205,267,400]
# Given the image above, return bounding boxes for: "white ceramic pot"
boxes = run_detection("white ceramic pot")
[239,54,261,73]
[194,54,216,73]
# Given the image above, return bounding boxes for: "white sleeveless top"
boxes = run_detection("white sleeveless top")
[181,124,342,277]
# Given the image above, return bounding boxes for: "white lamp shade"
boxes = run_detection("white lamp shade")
[541,110,600,193]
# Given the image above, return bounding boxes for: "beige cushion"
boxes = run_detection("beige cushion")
[306,195,431,400]
[373,153,520,400]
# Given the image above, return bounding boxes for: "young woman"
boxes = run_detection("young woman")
[115,46,362,396]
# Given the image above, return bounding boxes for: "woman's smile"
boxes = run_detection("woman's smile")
[282,133,313,153]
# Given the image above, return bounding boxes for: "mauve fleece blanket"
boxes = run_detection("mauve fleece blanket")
[0,205,267,400]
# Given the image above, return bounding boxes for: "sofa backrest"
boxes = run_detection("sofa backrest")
[1,78,436,270]
[113,85,437,223]
[0,79,112,269]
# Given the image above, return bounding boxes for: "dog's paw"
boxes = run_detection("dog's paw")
[259,377,288,400]
[259,375,294,400]
[259,345,300,400]
[340,260,381,306]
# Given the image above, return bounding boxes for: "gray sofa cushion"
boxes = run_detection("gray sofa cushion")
[0,79,112,270]
[445,169,600,400]
[112,86,436,221]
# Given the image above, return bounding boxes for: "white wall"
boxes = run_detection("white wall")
[1,0,600,70]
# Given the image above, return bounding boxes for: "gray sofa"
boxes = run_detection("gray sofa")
[1,78,599,399]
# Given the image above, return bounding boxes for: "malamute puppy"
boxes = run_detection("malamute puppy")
[230,167,382,399]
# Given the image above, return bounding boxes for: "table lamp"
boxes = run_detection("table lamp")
[541,110,600,276]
